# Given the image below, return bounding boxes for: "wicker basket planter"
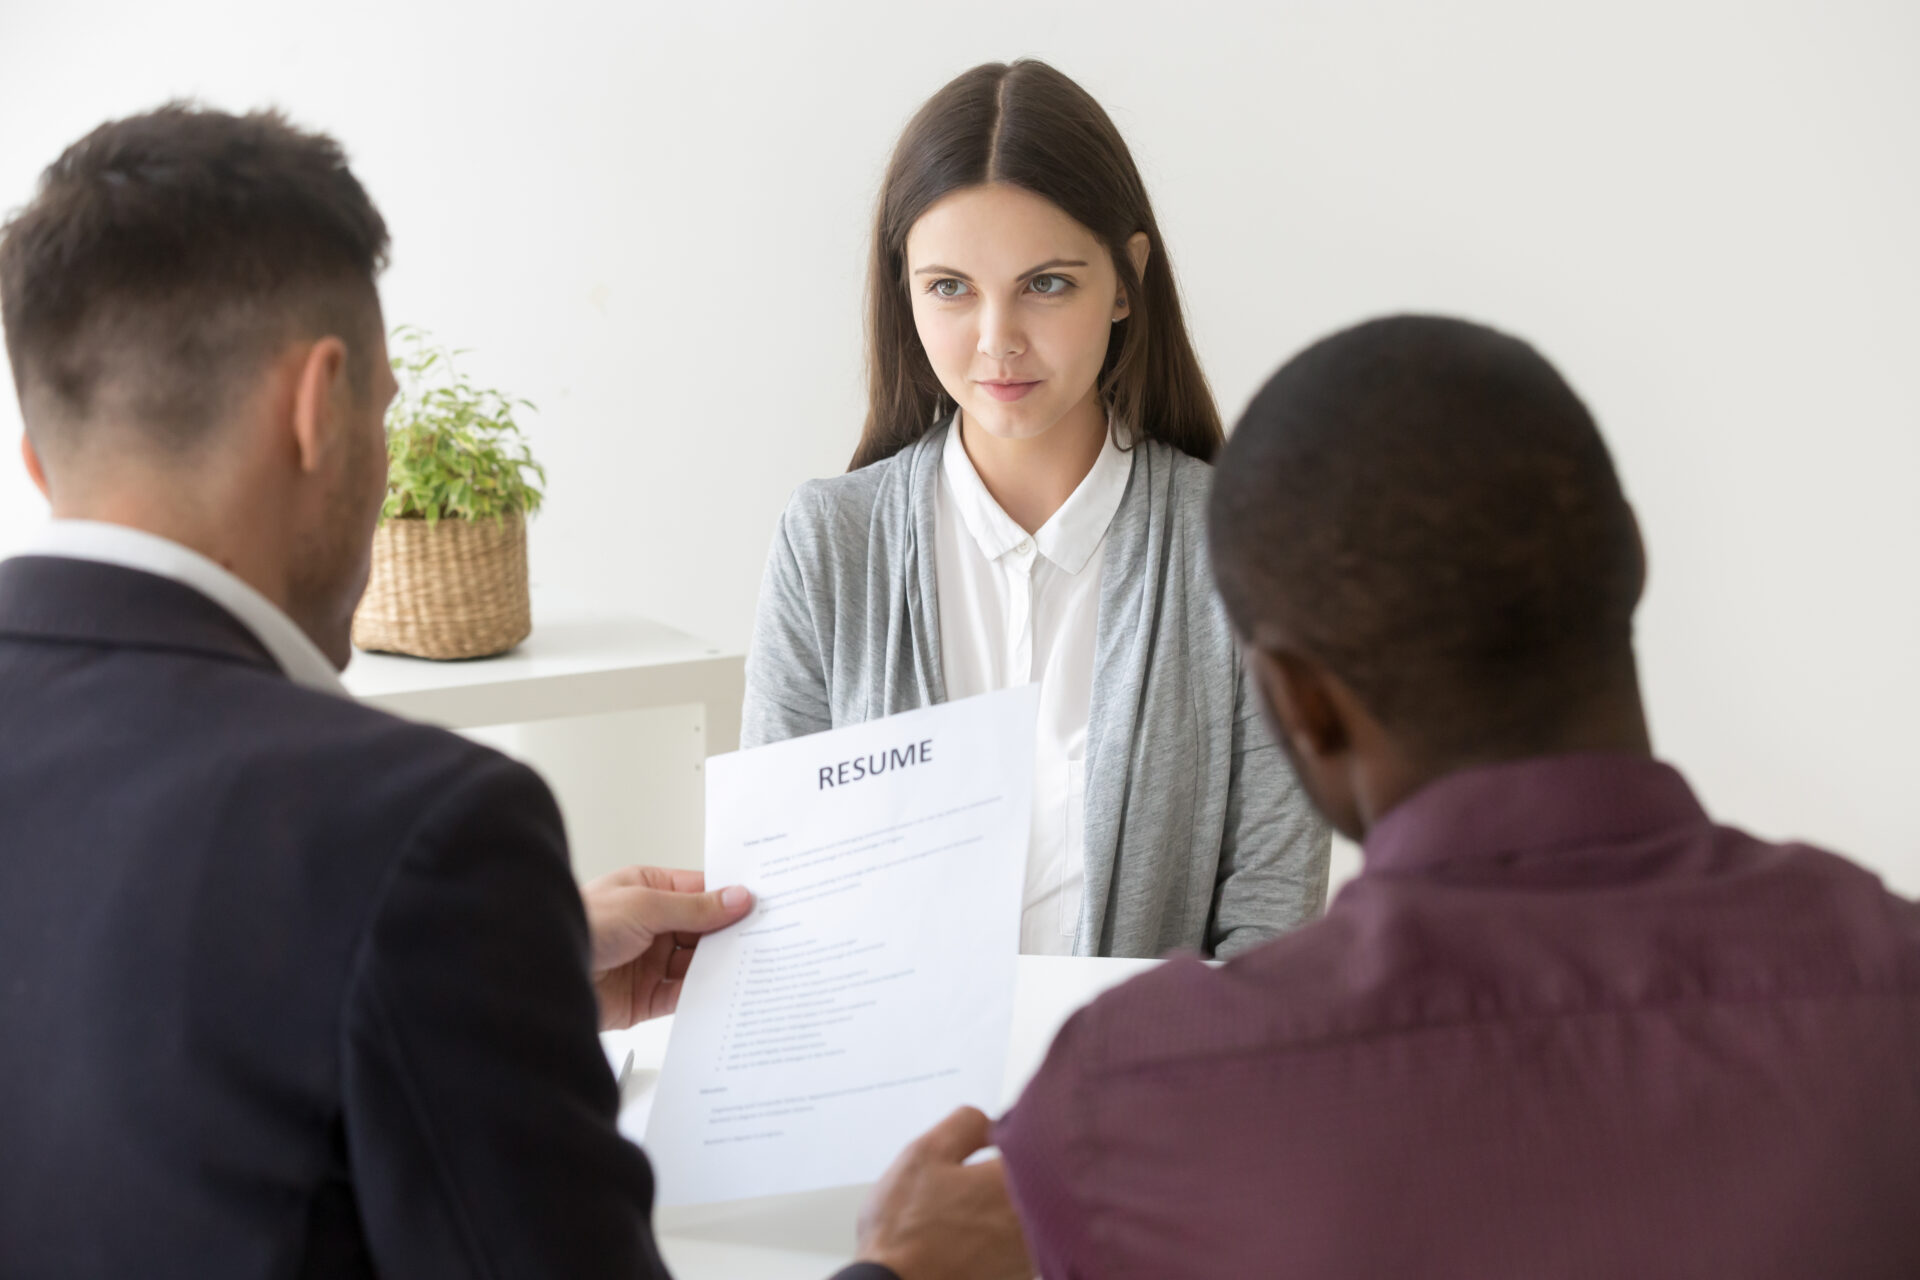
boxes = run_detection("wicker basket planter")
[352,511,531,660]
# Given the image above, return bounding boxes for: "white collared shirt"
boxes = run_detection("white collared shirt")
[17,519,347,697]
[933,417,1132,955]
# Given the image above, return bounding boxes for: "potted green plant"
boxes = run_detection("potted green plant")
[351,327,547,660]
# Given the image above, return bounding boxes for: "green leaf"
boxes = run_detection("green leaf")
[378,326,547,524]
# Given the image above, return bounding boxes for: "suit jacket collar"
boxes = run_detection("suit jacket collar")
[0,555,282,676]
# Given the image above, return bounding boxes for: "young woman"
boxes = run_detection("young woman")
[742,60,1328,958]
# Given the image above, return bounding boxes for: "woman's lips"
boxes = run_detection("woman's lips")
[978,380,1040,403]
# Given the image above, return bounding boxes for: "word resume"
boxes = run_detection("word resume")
[645,685,1038,1206]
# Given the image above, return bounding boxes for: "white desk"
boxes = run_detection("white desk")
[605,956,1164,1277]
[342,593,745,749]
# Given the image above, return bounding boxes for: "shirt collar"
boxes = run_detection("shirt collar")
[20,520,348,697]
[1362,753,1710,878]
[939,414,1134,575]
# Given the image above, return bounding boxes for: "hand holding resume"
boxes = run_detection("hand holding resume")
[645,685,1039,1206]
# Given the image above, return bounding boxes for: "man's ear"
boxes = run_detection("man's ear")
[21,433,51,500]
[1625,501,1649,607]
[1114,231,1151,321]
[289,337,351,474]
[1248,645,1350,763]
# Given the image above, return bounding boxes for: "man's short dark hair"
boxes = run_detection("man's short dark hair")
[0,102,389,453]
[1209,315,1644,756]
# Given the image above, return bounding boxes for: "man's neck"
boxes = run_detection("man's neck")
[49,494,294,622]
[1358,659,1654,835]
[959,390,1108,535]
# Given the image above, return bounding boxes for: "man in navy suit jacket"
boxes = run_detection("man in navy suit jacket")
[0,105,1030,1280]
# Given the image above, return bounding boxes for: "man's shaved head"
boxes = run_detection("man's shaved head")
[0,103,389,460]
[2,104,398,670]
[1210,315,1644,760]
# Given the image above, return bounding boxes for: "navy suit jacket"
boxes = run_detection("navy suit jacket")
[0,555,891,1280]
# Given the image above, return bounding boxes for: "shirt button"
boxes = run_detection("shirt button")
[1015,538,1033,555]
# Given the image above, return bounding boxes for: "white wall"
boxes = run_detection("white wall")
[3,0,1916,893]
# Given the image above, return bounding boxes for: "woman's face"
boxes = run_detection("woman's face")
[904,183,1132,445]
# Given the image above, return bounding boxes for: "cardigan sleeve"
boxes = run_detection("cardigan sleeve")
[1206,646,1333,957]
[741,490,836,749]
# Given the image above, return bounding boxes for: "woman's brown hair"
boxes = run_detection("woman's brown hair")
[851,60,1223,471]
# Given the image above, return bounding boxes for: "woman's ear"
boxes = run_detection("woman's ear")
[1115,231,1151,321]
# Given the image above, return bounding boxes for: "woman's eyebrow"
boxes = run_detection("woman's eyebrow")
[1017,258,1088,279]
[909,258,1090,281]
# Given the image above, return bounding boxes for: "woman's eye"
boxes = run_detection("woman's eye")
[1028,274,1071,295]
[931,278,970,299]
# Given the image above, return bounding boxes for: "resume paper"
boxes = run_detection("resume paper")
[644,685,1038,1206]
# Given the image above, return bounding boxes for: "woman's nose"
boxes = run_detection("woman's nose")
[976,300,1025,361]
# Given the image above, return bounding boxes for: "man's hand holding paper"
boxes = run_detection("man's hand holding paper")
[584,866,755,1031]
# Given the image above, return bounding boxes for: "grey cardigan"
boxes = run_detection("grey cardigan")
[741,425,1329,959]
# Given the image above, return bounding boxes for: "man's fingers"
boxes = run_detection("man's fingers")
[636,865,707,895]
[909,1106,993,1165]
[948,1156,1010,1197]
[586,865,707,897]
[593,883,751,952]
[648,976,684,1019]
[666,942,696,981]
[631,884,753,938]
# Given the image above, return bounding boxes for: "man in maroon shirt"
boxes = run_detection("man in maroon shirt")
[994,315,1920,1278]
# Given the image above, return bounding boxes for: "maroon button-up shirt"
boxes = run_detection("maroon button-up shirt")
[996,755,1920,1278]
